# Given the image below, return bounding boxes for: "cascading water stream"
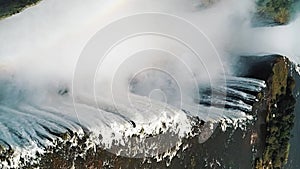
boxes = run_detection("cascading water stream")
[0,72,265,153]
[1,0,299,168]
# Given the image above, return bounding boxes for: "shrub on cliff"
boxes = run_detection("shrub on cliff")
[0,0,41,19]
[256,0,295,24]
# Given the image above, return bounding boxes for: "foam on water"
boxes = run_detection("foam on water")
[1,0,297,168]
[0,68,264,168]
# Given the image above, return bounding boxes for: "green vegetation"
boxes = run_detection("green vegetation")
[256,0,296,24]
[270,58,288,100]
[255,57,296,169]
[0,0,41,19]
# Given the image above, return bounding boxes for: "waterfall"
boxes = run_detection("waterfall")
[1,0,294,167]
[0,72,265,152]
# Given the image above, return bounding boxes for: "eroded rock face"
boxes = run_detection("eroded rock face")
[254,57,296,169]
[236,55,297,169]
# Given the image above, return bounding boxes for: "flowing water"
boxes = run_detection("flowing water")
[0,0,299,168]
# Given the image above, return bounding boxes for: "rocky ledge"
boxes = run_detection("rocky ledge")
[236,55,297,169]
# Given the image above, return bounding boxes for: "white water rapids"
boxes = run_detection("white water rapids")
[0,0,299,168]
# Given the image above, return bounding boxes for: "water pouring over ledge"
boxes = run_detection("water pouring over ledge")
[3,0,296,167]
[0,62,266,163]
